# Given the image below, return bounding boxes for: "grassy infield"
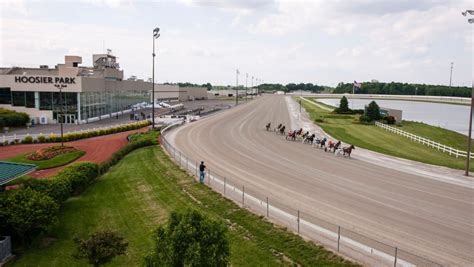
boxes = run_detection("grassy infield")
[9,137,357,266]
[302,97,473,171]
[5,150,85,170]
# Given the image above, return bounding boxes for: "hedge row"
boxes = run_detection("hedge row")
[1,120,151,146]
[0,108,30,128]
[0,132,156,246]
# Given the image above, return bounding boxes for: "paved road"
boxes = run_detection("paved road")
[168,95,474,266]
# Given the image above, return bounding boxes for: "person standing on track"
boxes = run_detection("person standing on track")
[199,161,206,183]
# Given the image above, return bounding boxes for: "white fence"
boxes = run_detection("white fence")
[1,121,149,144]
[161,122,443,267]
[375,121,473,159]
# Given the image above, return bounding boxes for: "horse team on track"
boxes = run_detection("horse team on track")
[265,122,355,157]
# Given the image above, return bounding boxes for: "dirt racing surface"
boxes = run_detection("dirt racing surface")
[167,95,474,266]
[0,128,148,178]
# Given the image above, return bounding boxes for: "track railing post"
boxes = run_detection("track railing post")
[242,186,245,206]
[394,247,398,267]
[224,177,226,195]
[337,226,341,252]
[297,210,300,233]
[266,197,269,217]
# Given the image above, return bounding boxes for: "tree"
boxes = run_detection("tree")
[366,101,381,121]
[0,187,59,244]
[73,230,128,266]
[338,96,350,112]
[144,209,230,267]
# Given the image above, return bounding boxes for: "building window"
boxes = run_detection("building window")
[0,87,11,104]
[25,92,35,108]
[12,91,25,106]
[39,92,52,110]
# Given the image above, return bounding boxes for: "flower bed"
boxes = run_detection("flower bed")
[26,146,78,161]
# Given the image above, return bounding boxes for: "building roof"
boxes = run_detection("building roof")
[0,161,37,186]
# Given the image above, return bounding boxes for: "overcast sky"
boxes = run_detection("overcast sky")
[0,0,472,87]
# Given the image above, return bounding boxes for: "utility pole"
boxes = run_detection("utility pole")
[245,73,248,101]
[251,76,254,99]
[449,62,454,88]
[236,69,240,105]
[462,9,473,176]
[54,84,67,147]
[152,27,160,129]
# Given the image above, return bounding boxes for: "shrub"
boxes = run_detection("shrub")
[0,187,59,244]
[37,135,46,143]
[26,162,99,202]
[365,101,381,121]
[22,136,33,144]
[338,96,349,113]
[384,115,396,125]
[0,108,30,127]
[73,231,128,266]
[359,115,371,124]
[144,209,230,267]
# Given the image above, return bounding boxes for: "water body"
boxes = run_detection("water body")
[317,98,472,136]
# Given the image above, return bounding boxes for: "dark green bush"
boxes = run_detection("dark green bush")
[0,108,30,127]
[0,187,59,244]
[22,136,33,144]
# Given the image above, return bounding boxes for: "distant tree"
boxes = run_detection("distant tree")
[338,96,350,112]
[73,231,128,267]
[366,101,381,121]
[144,209,230,267]
[0,187,59,244]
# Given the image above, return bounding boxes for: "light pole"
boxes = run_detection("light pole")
[449,62,454,88]
[462,10,473,176]
[54,84,67,147]
[236,69,240,105]
[251,76,254,99]
[152,27,160,129]
[245,73,248,102]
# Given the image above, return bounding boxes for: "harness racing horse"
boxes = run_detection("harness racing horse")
[278,126,286,135]
[342,145,355,157]
[286,131,297,141]
[265,123,271,131]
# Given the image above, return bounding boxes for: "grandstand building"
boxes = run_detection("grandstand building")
[0,53,207,124]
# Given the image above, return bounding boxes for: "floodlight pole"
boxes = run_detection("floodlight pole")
[449,62,454,88]
[245,73,248,101]
[251,76,254,99]
[54,84,67,147]
[152,27,160,129]
[462,10,473,176]
[236,69,239,105]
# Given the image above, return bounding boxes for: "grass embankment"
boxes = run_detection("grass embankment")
[300,97,473,171]
[5,150,85,170]
[11,145,356,266]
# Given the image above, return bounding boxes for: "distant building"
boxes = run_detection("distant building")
[0,53,207,124]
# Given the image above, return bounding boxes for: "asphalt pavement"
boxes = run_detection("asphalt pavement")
[167,95,474,266]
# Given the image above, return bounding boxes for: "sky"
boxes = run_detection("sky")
[0,0,472,87]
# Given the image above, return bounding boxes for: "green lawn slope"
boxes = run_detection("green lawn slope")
[10,146,357,266]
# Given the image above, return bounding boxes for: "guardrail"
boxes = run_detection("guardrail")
[160,122,443,267]
[375,122,474,159]
[1,121,150,144]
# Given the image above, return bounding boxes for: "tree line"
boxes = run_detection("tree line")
[334,82,471,97]
[257,83,327,93]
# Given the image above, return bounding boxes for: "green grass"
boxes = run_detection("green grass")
[5,150,85,170]
[10,146,357,267]
[128,129,160,144]
[299,97,473,171]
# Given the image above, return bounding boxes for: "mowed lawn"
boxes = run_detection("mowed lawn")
[5,150,85,170]
[300,98,473,171]
[10,146,356,267]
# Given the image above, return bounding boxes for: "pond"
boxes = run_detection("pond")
[317,98,472,136]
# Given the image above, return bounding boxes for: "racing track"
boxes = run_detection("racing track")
[167,95,474,266]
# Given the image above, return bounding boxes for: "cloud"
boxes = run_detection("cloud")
[79,0,133,9]
[0,0,29,15]
[179,0,274,15]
